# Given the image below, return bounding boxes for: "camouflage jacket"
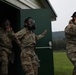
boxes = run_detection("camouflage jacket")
[15,28,45,48]
[64,20,76,43]
[0,27,20,53]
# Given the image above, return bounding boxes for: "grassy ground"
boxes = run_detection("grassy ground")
[53,51,73,75]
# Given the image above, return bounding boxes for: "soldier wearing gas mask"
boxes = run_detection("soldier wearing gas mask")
[65,12,76,75]
[15,17,47,75]
[0,19,21,75]
[24,17,36,31]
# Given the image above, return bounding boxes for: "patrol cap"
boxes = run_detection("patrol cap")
[71,12,76,17]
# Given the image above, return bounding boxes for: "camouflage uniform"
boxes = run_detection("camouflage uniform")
[65,20,76,75]
[0,27,20,75]
[15,28,45,75]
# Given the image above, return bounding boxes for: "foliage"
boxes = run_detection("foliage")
[52,31,67,51]
[52,31,65,41]
[52,39,66,50]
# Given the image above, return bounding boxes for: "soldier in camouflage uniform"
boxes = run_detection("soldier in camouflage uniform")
[0,19,21,75]
[15,17,47,75]
[64,12,76,75]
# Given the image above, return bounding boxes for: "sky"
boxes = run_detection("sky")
[49,0,76,32]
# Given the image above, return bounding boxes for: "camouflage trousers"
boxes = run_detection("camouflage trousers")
[0,50,8,75]
[20,47,40,75]
[66,43,76,75]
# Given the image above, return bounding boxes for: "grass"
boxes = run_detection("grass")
[53,51,73,75]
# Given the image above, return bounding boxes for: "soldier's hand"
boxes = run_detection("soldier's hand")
[68,24,73,29]
[42,29,47,35]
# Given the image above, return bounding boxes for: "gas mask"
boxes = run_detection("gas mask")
[3,20,11,31]
[26,18,36,30]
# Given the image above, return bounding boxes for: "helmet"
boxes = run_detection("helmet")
[24,17,35,24]
[71,12,76,17]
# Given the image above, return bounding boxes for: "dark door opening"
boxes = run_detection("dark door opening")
[0,1,21,75]
[0,1,20,32]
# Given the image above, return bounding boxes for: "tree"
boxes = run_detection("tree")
[52,39,66,51]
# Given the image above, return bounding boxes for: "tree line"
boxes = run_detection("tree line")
[52,38,66,51]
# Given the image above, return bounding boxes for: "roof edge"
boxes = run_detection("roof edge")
[47,0,57,17]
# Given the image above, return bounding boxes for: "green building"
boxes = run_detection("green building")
[0,0,57,75]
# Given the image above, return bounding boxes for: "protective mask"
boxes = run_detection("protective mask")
[27,24,36,30]
[27,19,36,30]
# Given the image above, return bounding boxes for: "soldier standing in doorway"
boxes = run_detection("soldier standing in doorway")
[15,17,47,75]
[64,12,76,75]
[0,19,21,75]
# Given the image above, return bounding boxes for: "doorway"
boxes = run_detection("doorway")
[0,1,21,75]
[0,1,20,32]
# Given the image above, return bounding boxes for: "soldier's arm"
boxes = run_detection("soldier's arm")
[9,29,22,46]
[15,28,26,39]
[36,30,47,40]
[65,24,76,36]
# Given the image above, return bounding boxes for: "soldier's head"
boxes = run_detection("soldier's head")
[1,19,11,30]
[3,19,10,27]
[71,12,76,24]
[24,17,36,31]
[71,12,76,18]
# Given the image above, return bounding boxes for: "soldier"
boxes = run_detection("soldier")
[64,12,76,75]
[15,17,47,75]
[0,19,21,75]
